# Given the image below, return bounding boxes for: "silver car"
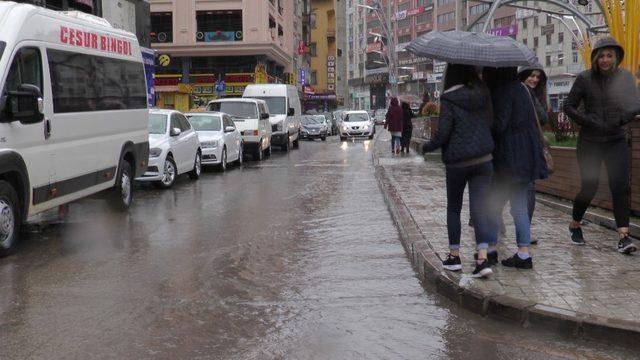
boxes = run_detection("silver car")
[185,112,243,172]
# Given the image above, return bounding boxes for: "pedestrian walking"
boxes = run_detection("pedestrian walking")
[422,64,495,278]
[385,97,403,154]
[518,63,550,245]
[483,66,549,269]
[564,37,640,253]
[400,101,413,154]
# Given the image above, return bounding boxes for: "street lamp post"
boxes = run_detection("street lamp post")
[357,1,398,98]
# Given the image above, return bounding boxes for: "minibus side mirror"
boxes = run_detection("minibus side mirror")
[170,127,182,137]
[287,108,294,116]
[1,84,44,124]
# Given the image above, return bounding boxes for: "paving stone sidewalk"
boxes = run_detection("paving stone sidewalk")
[373,131,640,341]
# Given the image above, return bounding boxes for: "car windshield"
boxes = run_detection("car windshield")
[344,113,369,122]
[314,115,326,123]
[301,116,321,125]
[252,97,286,114]
[186,115,222,131]
[207,102,257,119]
[148,113,167,134]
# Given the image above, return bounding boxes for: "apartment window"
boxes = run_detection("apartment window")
[558,53,564,66]
[437,12,454,24]
[534,17,538,27]
[196,10,243,42]
[310,13,316,28]
[398,2,411,11]
[533,37,538,47]
[398,18,411,28]
[558,32,564,43]
[151,12,173,43]
[309,70,317,85]
[523,19,527,29]
[523,38,527,46]
[437,0,453,5]
[367,19,380,28]
[545,55,551,66]
[494,15,515,28]
[416,12,430,24]
[417,0,432,5]
[545,34,551,45]
[397,34,411,44]
[546,15,552,24]
[309,42,317,57]
[469,3,490,15]
[469,22,484,32]
[572,52,578,63]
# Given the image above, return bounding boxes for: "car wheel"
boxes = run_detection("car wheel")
[218,147,227,172]
[265,144,272,157]
[281,136,290,152]
[109,160,133,211]
[255,144,263,161]
[235,143,243,166]
[154,156,177,189]
[292,135,299,149]
[188,151,201,179]
[321,136,326,141]
[0,181,20,257]
[369,133,374,140]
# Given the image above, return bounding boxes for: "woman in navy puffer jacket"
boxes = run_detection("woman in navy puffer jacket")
[422,64,495,279]
[483,67,548,270]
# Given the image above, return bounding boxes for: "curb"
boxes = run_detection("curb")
[373,141,640,347]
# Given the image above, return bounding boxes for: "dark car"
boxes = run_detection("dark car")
[300,115,328,141]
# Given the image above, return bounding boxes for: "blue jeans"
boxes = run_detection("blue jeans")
[445,161,493,250]
[488,178,531,247]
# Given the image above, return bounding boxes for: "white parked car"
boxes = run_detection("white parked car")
[137,109,201,188]
[340,111,375,140]
[207,98,272,161]
[185,112,243,171]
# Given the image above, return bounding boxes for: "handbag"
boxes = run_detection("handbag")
[523,84,554,174]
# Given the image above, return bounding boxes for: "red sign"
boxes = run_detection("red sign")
[60,26,132,56]
[298,40,306,55]
[407,6,425,16]
[190,75,216,83]
[224,74,254,83]
[154,77,180,86]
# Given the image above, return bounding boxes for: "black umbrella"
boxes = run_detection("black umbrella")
[405,30,537,68]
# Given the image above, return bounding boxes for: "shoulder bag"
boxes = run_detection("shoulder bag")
[523,83,554,174]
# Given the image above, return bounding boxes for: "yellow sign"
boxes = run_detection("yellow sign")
[254,63,267,84]
[158,54,171,67]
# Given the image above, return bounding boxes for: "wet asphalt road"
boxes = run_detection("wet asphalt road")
[0,134,636,359]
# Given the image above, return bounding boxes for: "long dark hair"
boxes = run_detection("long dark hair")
[482,67,518,93]
[518,69,549,112]
[443,63,481,90]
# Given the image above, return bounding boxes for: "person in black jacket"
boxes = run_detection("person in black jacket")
[483,67,549,270]
[400,101,413,154]
[422,64,495,278]
[564,37,640,253]
[518,62,549,245]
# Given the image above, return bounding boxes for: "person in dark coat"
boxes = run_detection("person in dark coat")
[483,66,549,270]
[518,62,549,245]
[384,97,403,154]
[564,37,640,253]
[400,101,413,154]
[422,64,495,278]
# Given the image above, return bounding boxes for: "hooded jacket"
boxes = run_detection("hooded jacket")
[563,37,640,142]
[422,84,494,165]
[385,97,403,132]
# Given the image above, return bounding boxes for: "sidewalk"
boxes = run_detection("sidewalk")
[373,131,640,345]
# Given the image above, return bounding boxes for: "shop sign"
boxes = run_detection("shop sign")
[327,55,335,87]
[427,73,443,84]
[225,73,253,83]
[154,76,180,86]
[433,60,446,74]
[516,9,536,19]
[365,72,389,84]
[366,67,388,76]
[190,75,216,84]
[306,94,337,100]
[254,64,268,84]
[366,42,382,53]
[398,56,430,66]
[413,71,425,80]
[548,78,574,94]
[299,69,306,86]
[192,85,214,94]
[487,24,518,37]
[541,24,554,35]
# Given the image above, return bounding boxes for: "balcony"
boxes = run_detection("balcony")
[327,28,336,38]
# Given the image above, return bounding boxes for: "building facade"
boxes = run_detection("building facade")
[149,0,298,111]
[306,0,338,111]
[14,0,102,15]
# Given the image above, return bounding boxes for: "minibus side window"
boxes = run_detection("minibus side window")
[4,47,43,95]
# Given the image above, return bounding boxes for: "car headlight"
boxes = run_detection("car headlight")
[363,125,369,130]
[149,148,162,158]
[201,140,218,149]
[342,125,348,131]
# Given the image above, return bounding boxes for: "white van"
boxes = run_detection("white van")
[206,98,272,161]
[242,84,301,151]
[0,3,149,254]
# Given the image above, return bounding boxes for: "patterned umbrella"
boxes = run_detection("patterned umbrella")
[405,30,537,68]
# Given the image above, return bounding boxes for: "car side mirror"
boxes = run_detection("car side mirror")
[224,126,235,133]
[1,84,44,124]
[287,107,295,116]
[170,127,182,136]
[260,113,270,120]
